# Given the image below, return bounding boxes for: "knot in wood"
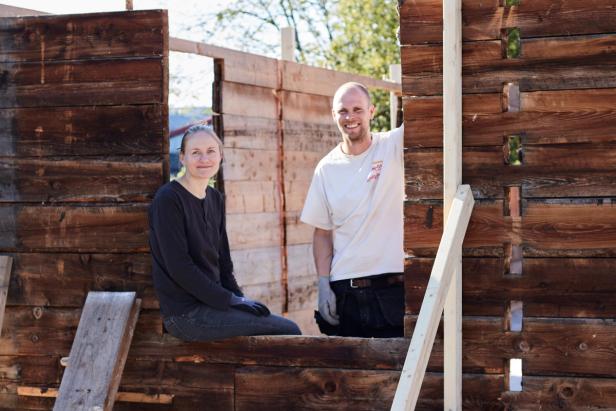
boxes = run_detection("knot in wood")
[559,385,575,399]
[517,340,530,352]
[30,334,39,343]
[324,381,337,393]
[32,306,43,319]
[578,342,588,351]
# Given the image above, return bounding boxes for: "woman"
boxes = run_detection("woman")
[149,125,301,341]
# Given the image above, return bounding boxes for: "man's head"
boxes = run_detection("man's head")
[332,82,375,144]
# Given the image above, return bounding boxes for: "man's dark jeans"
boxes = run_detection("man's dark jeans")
[315,273,405,338]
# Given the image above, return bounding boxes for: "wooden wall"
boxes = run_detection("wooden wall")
[401,0,616,408]
[215,56,353,334]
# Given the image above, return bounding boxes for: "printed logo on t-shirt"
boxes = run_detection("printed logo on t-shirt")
[367,160,383,182]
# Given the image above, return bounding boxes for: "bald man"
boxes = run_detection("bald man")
[300,82,405,338]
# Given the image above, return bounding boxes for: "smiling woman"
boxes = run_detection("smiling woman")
[148,125,302,341]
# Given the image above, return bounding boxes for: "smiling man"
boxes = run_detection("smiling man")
[300,82,405,338]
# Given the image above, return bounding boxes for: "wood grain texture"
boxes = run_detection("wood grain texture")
[399,0,616,44]
[405,257,616,318]
[6,252,157,309]
[0,157,163,202]
[54,292,140,411]
[0,105,165,156]
[401,34,616,95]
[0,205,149,253]
[220,81,276,119]
[405,201,616,257]
[0,58,164,108]
[404,89,616,148]
[405,144,616,199]
[0,255,12,337]
[0,10,166,62]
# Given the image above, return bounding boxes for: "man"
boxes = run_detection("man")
[300,82,405,337]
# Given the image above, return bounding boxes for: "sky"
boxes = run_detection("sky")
[0,0,280,107]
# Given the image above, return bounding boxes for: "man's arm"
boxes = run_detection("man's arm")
[313,228,333,277]
[313,228,339,325]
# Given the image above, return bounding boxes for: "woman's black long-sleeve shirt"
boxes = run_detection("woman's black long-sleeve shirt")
[148,181,243,318]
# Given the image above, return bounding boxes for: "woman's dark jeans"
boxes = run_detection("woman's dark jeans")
[164,304,302,342]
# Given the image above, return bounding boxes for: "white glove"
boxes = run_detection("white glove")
[318,277,340,325]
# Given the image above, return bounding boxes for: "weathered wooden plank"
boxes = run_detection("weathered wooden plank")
[287,274,316,312]
[0,157,163,202]
[0,10,165,62]
[0,105,165,156]
[0,256,12,337]
[0,205,148,253]
[0,355,60,384]
[405,257,616,318]
[401,34,616,95]
[399,0,616,44]
[222,114,278,150]
[235,367,503,411]
[226,212,279,250]
[405,201,616,257]
[0,58,164,108]
[220,81,276,119]
[222,148,278,181]
[6,253,157,309]
[54,292,140,411]
[502,375,616,410]
[283,120,340,152]
[404,89,616,148]
[406,145,616,199]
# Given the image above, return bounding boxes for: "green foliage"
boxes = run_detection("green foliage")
[506,135,523,166]
[203,0,400,130]
[506,28,521,59]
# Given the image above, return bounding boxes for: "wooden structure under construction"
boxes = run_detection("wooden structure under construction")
[0,2,615,409]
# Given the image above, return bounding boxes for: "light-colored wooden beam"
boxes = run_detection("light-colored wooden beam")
[0,256,13,338]
[281,27,295,61]
[389,64,402,127]
[443,0,463,408]
[390,185,474,411]
[18,386,173,404]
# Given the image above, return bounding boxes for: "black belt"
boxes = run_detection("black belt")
[337,274,404,289]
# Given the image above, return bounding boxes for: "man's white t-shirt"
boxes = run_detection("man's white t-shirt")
[300,127,405,281]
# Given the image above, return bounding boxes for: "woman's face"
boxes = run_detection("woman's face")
[179,131,222,181]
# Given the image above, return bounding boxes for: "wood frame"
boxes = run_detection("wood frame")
[390,185,474,411]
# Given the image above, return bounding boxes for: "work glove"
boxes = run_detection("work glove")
[318,276,339,325]
[230,295,271,316]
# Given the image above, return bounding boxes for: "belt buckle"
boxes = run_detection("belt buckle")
[350,279,359,288]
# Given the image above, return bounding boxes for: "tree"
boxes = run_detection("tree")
[197,0,400,129]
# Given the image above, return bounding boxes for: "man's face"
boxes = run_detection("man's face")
[332,87,375,142]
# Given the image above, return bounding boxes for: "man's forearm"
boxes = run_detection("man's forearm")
[313,228,333,278]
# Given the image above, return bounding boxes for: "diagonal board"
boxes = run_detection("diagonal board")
[391,185,474,411]
[54,292,141,411]
[0,255,13,337]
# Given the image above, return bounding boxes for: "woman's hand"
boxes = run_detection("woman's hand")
[230,295,271,316]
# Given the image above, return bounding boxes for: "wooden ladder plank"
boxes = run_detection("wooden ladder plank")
[0,255,13,337]
[53,292,141,411]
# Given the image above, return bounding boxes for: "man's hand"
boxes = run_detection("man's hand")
[231,296,271,316]
[318,276,339,325]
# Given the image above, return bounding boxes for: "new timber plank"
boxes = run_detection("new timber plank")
[404,89,616,148]
[0,58,164,108]
[7,253,157,309]
[226,212,279,250]
[235,367,503,411]
[405,257,616,318]
[401,34,616,95]
[222,115,278,150]
[0,10,165,62]
[221,148,278,181]
[399,0,616,44]
[282,90,334,125]
[283,120,340,152]
[0,157,163,202]
[0,105,165,156]
[405,201,616,257]
[54,292,140,411]
[0,205,148,253]
[220,81,276,119]
[405,145,616,199]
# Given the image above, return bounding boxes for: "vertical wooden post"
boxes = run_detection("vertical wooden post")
[0,256,13,337]
[125,0,134,11]
[280,27,295,62]
[443,0,463,408]
[389,64,402,128]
